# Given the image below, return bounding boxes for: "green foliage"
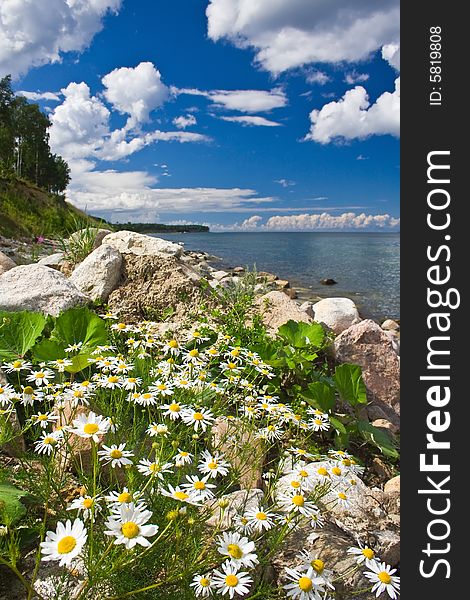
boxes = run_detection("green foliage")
[0,483,31,526]
[334,363,368,407]
[357,420,399,459]
[0,311,47,361]
[278,320,325,349]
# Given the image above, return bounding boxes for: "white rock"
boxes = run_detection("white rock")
[0,265,88,316]
[37,252,64,269]
[102,230,183,257]
[70,244,122,301]
[212,270,229,280]
[299,301,315,318]
[381,319,400,331]
[255,291,312,333]
[0,251,16,276]
[312,297,361,334]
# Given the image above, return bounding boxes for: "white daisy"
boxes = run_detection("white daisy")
[149,380,174,396]
[137,459,173,480]
[0,384,14,407]
[105,488,136,508]
[216,532,258,569]
[147,423,169,437]
[104,503,158,549]
[181,407,214,432]
[98,444,134,468]
[160,400,186,420]
[27,368,54,387]
[40,518,87,566]
[181,475,216,502]
[278,492,319,518]
[64,342,83,353]
[48,358,73,372]
[34,431,62,455]
[21,385,43,406]
[364,562,400,599]
[162,339,181,356]
[70,411,110,442]
[190,573,214,598]
[2,359,32,373]
[283,566,326,600]
[348,543,380,568]
[173,449,193,467]
[198,450,230,478]
[160,484,199,504]
[244,506,276,532]
[67,495,100,520]
[31,412,59,429]
[296,552,335,590]
[212,563,252,599]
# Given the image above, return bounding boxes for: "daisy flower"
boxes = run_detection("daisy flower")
[98,374,123,389]
[48,358,73,372]
[233,514,252,535]
[174,376,193,390]
[98,444,134,468]
[256,424,283,442]
[244,506,276,532]
[137,459,173,480]
[190,330,209,344]
[364,562,400,599]
[160,484,199,504]
[2,359,32,373]
[309,512,325,530]
[64,342,83,353]
[70,411,110,442]
[174,449,193,467]
[216,532,258,569]
[147,423,169,437]
[104,503,158,549]
[0,383,14,407]
[105,488,136,508]
[27,368,54,387]
[297,552,335,590]
[309,417,330,432]
[190,573,214,598]
[185,348,203,365]
[198,450,230,478]
[181,475,216,502]
[212,563,252,599]
[123,376,142,390]
[335,491,350,509]
[134,391,158,406]
[181,407,214,432]
[31,412,59,429]
[21,385,44,406]
[34,431,62,455]
[288,447,314,460]
[278,492,319,518]
[283,566,326,600]
[67,495,100,520]
[149,380,174,396]
[40,518,87,566]
[347,543,380,568]
[113,360,133,374]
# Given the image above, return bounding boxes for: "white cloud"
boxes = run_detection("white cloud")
[17,90,61,101]
[382,43,400,70]
[344,70,369,85]
[206,0,400,75]
[218,115,281,127]
[305,77,400,144]
[173,114,197,129]
[102,62,169,127]
[175,87,287,113]
[212,212,400,231]
[274,179,296,187]
[305,70,331,85]
[0,0,121,77]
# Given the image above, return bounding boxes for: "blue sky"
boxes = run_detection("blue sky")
[2,0,400,231]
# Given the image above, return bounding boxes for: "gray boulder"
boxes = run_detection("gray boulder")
[37,252,64,270]
[256,291,312,334]
[0,251,16,276]
[102,230,183,257]
[70,244,122,302]
[312,297,361,334]
[0,265,88,316]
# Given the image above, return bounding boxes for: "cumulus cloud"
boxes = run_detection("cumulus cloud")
[173,114,197,129]
[206,0,400,75]
[344,70,369,85]
[382,43,400,70]
[175,87,287,113]
[0,0,121,77]
[17,90,61,101]
[305,77,400,144]
[218,115,281,127]
[305,70,331,85]
[102,62,169,127]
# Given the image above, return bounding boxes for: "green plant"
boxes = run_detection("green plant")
[0,311,47,361]
[59,213,101,265]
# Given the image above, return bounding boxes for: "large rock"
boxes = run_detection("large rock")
[0,265,88,316]
[312,297,361,334]
[70,244,122,302]
[0,251,16,276]
[37,252,65,270]
[255,291,313,334]
[334,319,400,420]
[102,230,183,257]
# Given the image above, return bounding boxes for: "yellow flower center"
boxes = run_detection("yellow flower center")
[208,461,218,470]
[225,575,239,587]
[157,384,167,390]
[231,349,240,356]
[23,386,34,395]
[180,380,188,386]
[43,437,56,446]
[227,544,243,559]
[312,559,324,573]
[331,467,342,476]
[82,498,93,509]
[193,412,204,421]
[117,323,126,329]
[57,536,77,554]
[83,423,99,435]
[299,469,308,478]
[378,572,392,584]
[292,495,305,507]
[81,381,90,387]
[13,361,22,369]
[200,578,210,587]
[121,522,140,539]
[73,390,83,398]
[149,463,160,473]
[37,414,48,421]
[169,340,178,348]
[194,481,206,490]
[36,372,45,379]
[256,512,267,521]
[342,459,351,467]
[290,481,301,488]
[127,378,136,383]
[314,419,323,426]
[180,451,188,457]
[298,577,313,592]
[362,548,375,560]
[227,362,237,369]
[169,403,180,412]
[143,393,152,399]
[189,349,199,357]
[110,449,123,459]
[174,491,189,500]
[118,492,132,503]
[338,492,347,500]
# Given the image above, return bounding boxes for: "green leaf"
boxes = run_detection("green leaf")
[302,382,336,412]
[0,311,47,361]
[278,320,325,349]
[357,421,399,459]
[50,307,108,352]
[334,364,368,407]
[0,483,31,525]
[329,415,347,434]
[65,354,94,374]
[32,339,66,362]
